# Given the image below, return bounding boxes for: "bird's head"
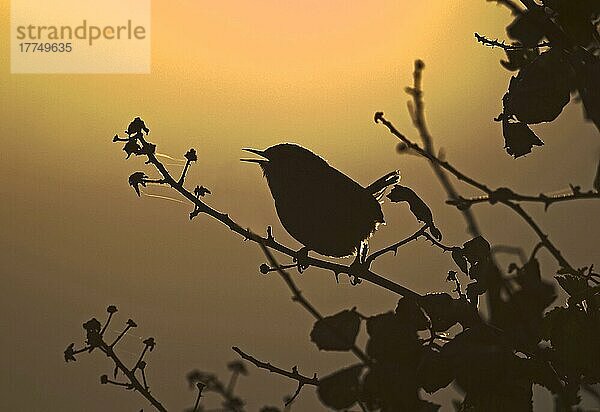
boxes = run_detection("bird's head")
[241,143,327,181]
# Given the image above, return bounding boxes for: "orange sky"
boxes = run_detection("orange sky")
[1,1,598,411]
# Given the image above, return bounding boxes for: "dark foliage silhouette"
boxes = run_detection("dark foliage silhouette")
[478,0,599,157]
[65,1,600,411]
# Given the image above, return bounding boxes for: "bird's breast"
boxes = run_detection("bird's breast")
[266,171,383,257]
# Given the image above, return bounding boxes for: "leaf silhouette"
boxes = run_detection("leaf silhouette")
[420,293,479,332]
[461,236,491,263]
[365,311,422,373]
[543,0,600,46]
[555,274,589,297]
[498,258,556,349]
[543,306,600,384]
[126,117,149,136]
[503,50,571,124]
[452,249,468,274]
[500,48,540,72]
[129,172,148,197]
[501,119,544,158]
[395,297,429,331]
[387,185,442,240]
[310,309,361,351]
[506,9,546,48]
[417,348,455,394]
[123,139,143,159]
[419,293,459,332]
[316,365,363,410]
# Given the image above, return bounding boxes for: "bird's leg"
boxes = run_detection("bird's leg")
[349,241,368,283]
[294,247,310,273]
[360,241,369,264]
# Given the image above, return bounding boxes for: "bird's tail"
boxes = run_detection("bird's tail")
[367,170,400,198]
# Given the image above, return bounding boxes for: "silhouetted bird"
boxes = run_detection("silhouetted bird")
[242,144,399,263]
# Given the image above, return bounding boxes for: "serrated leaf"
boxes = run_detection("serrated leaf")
[310,309,360,351]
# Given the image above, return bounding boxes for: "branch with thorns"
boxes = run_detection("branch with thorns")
[113,118,462,300]
[232,347,318,406]
[447,186,600,210]
[374,60,586,276]
[474,32,551,50]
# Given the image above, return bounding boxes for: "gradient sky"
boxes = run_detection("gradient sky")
[1,1,598,411]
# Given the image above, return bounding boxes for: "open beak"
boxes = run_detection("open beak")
[240,148,268,164]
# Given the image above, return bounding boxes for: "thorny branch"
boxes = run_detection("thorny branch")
[374,84,581,275]
[115,123,426,299]
[232,346,318,406]
[364,224,455,266]
[474,32,551,50]
[448,187,600,210]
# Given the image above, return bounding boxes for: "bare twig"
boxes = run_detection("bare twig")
[448,189,600,210]
[192,382,205,412]
[232,346,318,405]
[405,60,482,238]
[474,32,551,50]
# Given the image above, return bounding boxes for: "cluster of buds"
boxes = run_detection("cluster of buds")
[64,306,165,411]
